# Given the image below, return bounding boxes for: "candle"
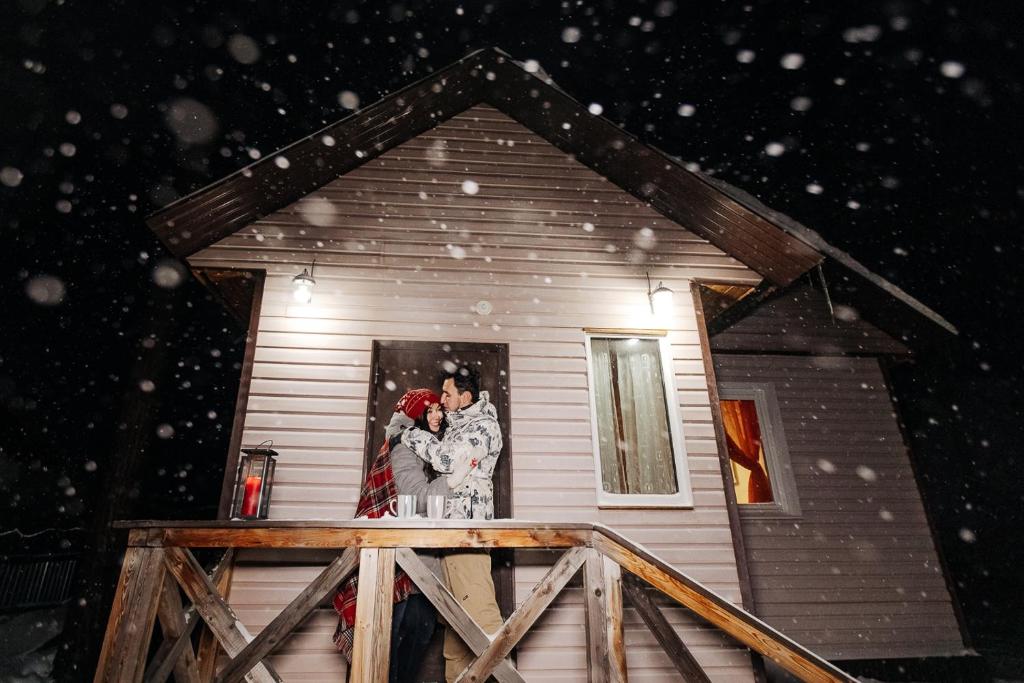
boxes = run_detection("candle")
[240,475,262,517]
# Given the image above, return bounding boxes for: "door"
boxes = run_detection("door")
[363,340,514,680]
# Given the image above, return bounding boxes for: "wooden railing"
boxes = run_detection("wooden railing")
[94,520,855,683]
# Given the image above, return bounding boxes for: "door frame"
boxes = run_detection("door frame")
[363,340,515,615]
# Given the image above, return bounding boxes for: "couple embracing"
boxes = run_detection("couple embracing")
[333,364,504,683]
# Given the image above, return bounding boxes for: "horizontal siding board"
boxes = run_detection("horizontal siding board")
[714,353,964,660]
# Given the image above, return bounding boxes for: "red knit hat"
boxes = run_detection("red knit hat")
[395,388,441,421]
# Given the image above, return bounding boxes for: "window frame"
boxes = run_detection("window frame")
[583,331,694,508]
[718,382,801,518]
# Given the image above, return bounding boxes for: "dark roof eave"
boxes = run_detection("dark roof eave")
[700,174,958,337]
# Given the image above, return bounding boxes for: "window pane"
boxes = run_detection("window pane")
[591,337,678,495]
[720,399,774,504]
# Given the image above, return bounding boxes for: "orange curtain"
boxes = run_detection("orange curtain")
[721,400,773,503]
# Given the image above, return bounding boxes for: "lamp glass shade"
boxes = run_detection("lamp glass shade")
[292,270,315,304]
[650,283,674,318]
[231,447,278,520]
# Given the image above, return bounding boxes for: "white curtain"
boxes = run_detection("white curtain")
[592,338,678,495]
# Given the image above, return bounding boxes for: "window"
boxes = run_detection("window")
[718,383,800,517]
[584,333,693,507]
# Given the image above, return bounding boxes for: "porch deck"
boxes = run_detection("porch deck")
[94,520,854,683]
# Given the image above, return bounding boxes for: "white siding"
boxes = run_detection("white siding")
[191,104,759,681]
[713,354,966,661]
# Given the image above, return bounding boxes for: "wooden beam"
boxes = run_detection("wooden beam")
[583,550,627,683]
[118,519,592,531]
[456,547,587,683]
[592,529,855,683]
[94,547,167,683]
[622,575,710,683]
[349,548,396,683]
[147,581,201,683]
[216,548,359,683]
[395,549,524,683]
[157,526,590,550]
[215,269,266,520]
[690,284,757,614]
[162,547,282,683]
[144,604,200,683]
[146,549,234,683]
[196,549,235,683]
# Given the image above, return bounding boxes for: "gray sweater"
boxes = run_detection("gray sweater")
[385,412,446,578]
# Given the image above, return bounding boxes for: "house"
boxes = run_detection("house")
[114,48,971,681]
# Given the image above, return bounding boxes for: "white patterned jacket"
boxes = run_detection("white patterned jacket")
[401,391,503,520]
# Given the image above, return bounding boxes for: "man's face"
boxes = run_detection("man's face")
[441,377,469,412]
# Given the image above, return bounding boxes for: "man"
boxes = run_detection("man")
[402,365,504,683]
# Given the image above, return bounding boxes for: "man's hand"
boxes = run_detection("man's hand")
[446,457,475,489]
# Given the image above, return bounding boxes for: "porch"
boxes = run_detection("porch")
[93,520,852,683]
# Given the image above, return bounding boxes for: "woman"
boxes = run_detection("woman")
[333,389,467,682]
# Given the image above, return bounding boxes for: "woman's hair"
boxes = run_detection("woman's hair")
[413,405,446,440]
[413,404,445,481]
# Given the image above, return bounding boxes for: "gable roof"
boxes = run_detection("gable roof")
[147,47,955,341]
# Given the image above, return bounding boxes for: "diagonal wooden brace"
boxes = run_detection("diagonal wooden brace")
[216,547,359,683]
[146,580,201,683]
[456,547,588,683]
[623,573,711,683]
[146,549,235,683]
[395,548,525,683]
[162,546,282,683]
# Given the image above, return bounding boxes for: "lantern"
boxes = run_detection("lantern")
[230,444,278,520]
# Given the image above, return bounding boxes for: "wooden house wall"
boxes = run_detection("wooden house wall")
[711,282,910,356]
[712,353,966,660]
[188,105,760,681]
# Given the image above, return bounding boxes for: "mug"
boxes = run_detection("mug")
[427,494,445,519]
[396,494,417,518]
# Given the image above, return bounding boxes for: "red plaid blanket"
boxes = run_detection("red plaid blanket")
[332,439,415,659]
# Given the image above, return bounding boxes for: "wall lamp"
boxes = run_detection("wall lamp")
[292,260,316,304]
[647,272,674,318]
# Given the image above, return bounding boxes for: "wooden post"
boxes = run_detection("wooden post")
[457,547,587,683]
[162,546,281,683]
[602,556,628,682]
[623,575,710,683]
[349,548,396,683]
[93,547,167,683]
[583,549,627,683]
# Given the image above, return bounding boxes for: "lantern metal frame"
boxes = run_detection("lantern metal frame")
[230,441,279,520]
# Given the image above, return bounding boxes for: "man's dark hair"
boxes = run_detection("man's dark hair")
[440,363,481,402]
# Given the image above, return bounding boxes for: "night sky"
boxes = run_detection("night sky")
[2,0,1022,675]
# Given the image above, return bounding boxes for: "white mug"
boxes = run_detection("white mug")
[427,495,445,519]
[396,494,417,518]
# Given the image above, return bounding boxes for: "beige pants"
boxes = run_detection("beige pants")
[441,551,504,683]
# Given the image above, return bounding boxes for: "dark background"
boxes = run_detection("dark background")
[1,0,1021,678]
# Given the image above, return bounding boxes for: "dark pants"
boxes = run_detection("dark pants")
[389,592,437,683]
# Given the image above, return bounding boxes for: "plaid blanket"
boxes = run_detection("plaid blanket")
[332,440,415,660]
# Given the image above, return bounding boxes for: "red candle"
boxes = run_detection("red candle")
[240,475,262,517]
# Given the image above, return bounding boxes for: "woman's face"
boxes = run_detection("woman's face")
[426,403,444,432]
